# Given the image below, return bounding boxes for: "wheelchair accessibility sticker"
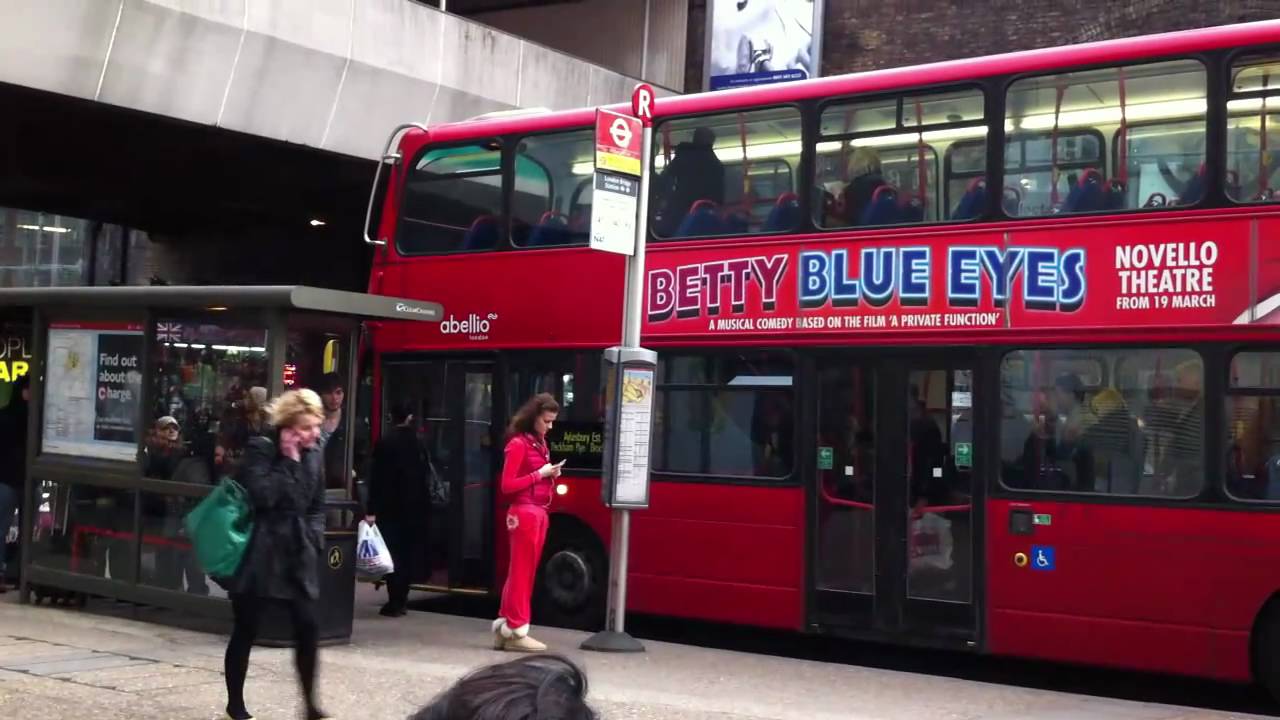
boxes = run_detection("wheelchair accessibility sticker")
[1030,545,1055,572]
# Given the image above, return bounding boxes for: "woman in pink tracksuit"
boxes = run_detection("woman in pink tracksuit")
[492,393,563,652]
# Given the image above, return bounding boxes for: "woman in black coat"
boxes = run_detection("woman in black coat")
[223,389,328,720]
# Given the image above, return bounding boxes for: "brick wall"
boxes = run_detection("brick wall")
[684,0,1280,91]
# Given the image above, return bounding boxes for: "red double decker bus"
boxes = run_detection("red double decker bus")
[363,21,1280,697]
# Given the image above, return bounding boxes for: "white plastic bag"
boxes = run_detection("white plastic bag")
[356,521,395,579]
[908,512,954,573]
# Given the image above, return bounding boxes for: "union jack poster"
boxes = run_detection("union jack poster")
[155,322,183,343]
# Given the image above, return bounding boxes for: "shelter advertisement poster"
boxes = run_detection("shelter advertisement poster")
[93,332,144,444]
[706,0,823,91]
[0,323,30,407]
[43,324,143,461]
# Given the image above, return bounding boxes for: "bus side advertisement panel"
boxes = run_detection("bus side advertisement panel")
[641,219,1254,339]
[375,251,627,349]
[1246,215,1280,324]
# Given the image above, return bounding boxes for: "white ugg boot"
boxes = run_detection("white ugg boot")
[491,617,508,650]
[501,623,547,653]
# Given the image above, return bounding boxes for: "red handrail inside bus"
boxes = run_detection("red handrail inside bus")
[914,99,928,213]
[912,503,973,517]
[737,112,754,218]
[1050,81,1067,208]
[818,481,874,511]
[1116,66,1129,186]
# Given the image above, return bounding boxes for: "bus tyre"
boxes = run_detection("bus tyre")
[1258,606,1280,702]
[535,529,606,631]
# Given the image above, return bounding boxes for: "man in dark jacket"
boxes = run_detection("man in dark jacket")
[653,127,726,236]
[366,402,431,617]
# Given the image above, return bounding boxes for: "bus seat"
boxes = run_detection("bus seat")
[764,193,800,231]
[723,210,750,234]
[1104,178,1127,211]
[675,200,724,237]
[1062,169,1104,213]
[1178,163,1208,205]
[859,185,900,226]
[898,192,925,223]
[462,215,499,250]
[952,178,987,220]
[527,211,569,247]
[1002,186,1021,216]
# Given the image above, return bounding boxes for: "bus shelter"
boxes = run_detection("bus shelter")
[0,286,441,643]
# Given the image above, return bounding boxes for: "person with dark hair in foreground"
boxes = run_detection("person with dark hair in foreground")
[408,654,596,720]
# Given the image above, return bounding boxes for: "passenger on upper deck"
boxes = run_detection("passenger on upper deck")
[653,127,725,236]
[842,147,886,226]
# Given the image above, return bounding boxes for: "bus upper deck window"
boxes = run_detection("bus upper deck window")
[650,107,802,240]
[513,130,594,249]
[1225,55,1280,204]
[397,142,503,255]
[815,87,986,228]
[1003,59,1206,216]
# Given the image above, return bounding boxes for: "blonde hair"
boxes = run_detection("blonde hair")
[1091,387,1126,416]
[848,146,882,178]
[266,388,325,429]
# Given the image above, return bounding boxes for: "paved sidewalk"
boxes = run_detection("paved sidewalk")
[0,588,1270,720]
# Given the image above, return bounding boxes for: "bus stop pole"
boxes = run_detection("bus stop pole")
[581,120,652,654]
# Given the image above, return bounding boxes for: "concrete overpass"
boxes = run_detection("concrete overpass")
[2,0,663,161]
[0,0,674,290]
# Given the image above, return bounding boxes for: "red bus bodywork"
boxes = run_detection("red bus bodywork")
[368,21,1280,690]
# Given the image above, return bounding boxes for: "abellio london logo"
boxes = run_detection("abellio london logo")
[440,312,498,341]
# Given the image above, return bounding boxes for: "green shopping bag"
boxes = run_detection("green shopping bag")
[183,477,253,579]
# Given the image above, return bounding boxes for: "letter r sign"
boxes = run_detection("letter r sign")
[632,84,654,127]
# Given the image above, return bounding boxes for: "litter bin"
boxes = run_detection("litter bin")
[257,503,358,648]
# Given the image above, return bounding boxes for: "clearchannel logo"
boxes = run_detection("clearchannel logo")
[395,302,437,318]
[440,312,498,341]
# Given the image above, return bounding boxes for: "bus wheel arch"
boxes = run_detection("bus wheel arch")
[534,514,607,631]
[1251,592,1280,701]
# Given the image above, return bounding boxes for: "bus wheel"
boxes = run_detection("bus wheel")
[1258,604,1280,702]
[535,529,606,631]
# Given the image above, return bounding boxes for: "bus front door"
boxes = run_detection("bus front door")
[380,359,498,594]
[813,355,979,646]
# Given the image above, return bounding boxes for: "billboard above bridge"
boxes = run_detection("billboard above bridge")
[705,0,824,91]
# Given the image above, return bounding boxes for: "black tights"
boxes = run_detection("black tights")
[225,593,323,720]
